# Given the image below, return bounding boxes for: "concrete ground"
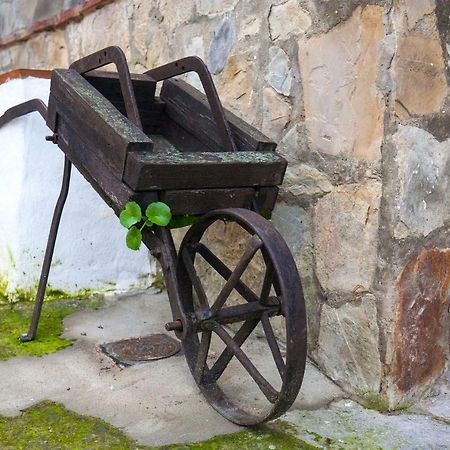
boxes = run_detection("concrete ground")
[0,290,449,448]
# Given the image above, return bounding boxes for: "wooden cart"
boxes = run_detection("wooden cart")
[0,46,307,426]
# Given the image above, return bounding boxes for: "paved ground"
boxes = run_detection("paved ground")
[0,291,449,448]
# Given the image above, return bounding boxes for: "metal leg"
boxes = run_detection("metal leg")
[20,156,72,342]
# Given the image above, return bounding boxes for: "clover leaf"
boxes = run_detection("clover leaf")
[126,226,142,251]
[119,201,142,228]
[146,202,172,227]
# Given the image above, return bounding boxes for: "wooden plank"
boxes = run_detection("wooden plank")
[124,143,287,191]
[83,70,165,133]
[160,78,276,152]
[161,188,255,215]
[56,114,157,215]
[49,69,153,178]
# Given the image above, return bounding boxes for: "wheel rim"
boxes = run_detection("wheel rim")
[176,208,307,425]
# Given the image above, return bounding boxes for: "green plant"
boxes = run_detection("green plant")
[119,201,172,250]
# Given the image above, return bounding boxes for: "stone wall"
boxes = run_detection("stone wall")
[0,0,448,409]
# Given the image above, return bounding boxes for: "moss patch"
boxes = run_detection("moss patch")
[0,406,316,450]
[0,401,149,449]
[164,422,316,449]
[0,295,104,360]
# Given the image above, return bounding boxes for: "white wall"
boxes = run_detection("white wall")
[0,76,155,299]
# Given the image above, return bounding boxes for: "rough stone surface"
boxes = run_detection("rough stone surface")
[393,36,448,118]
[261,87,292,140]
[266,46,291,96]
[196,0,238,16]
[393,125,450,238]
[299,5,385,162]
[208,16,236,74]
[313,180,382,294]
[392,248,450,405]
[272,202,321,351]
[283,164,332,202]
[316,295,382,395]
[269,0,311,41]
[217,53,257,118]
[275,122,309,164]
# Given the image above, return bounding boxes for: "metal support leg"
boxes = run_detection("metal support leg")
[20,156,72,342]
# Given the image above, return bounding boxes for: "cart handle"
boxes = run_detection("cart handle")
[69,46,143,131]
[0,99,47,128]
[145,56,237,152]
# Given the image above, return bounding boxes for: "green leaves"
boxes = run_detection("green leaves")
[145,202,172,227]
[126,226,142,251]
[119,201,172,251]
[119,202,141,228]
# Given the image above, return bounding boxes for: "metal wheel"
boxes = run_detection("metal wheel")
[176,208,307,425]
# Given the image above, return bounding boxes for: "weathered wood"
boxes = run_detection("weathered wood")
[48,69,153,178]
[124,138,287,191]
[160,78,277,152]
[161,188,255,215]
[84,70,165,133]
[55,114,157,215]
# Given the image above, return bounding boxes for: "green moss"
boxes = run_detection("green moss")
[0,275,8,303]
[163,421,318,449]
[0,401,150,449]
[0,295,104,360]
[0,404,321,450]
[151,270,166,292]
[360,391,392,412]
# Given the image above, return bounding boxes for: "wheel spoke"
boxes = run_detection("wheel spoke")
[214,324,279,404]
[182,248,209,308]
[261,313,286,378]
[211,235,262,314]
[209,318,259,381]
[194,331,212,384]
[195,243,259,303]
[260,260,274,305]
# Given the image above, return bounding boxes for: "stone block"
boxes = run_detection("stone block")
[217,53,257,119]
[393,36,447,118]
[299,6,385,162]
[261,87,292,140]
[196,0,238,16]
[283,164,332,202]
[393,125,450,238]
[316,295,382,394]
[391,248,450,405]
[313,180,381,294]
[208,16,236,74]
[266,46,291,96]
[269,0,311,41]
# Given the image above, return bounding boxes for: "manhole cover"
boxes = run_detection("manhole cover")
[99,333,181,366]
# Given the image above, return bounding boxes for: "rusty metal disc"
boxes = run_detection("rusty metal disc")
[99,333,181,366]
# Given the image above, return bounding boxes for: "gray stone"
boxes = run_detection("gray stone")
[207,16,235,74]
[393,125,450,238]
[269,0,311,40]
[316,295,382,395]
[313,180,382,294]
[284,164,333,201]
[267,46,292,96]
[272,202,322,351]
[196,0,238,16]
[275,122,309,164]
